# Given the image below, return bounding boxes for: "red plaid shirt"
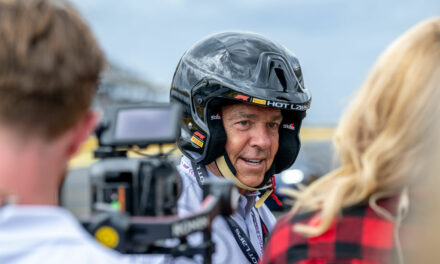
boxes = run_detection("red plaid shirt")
[261,197,401,264]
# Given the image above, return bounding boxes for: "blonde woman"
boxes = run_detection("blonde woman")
[262,17,440,264]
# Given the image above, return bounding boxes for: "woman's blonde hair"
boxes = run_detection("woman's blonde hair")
[285,17,440,237]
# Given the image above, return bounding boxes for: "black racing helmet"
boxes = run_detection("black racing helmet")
[170,31,311,174]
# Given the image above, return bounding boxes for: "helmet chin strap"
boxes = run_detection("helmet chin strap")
[215,154,275,208]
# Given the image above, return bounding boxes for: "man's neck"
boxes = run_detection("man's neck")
[206,162,221,177]
[0,128,66,205]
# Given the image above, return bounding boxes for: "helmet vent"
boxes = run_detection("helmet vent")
[274,68,287,92]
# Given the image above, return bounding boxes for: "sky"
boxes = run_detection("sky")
[70,0,439,126]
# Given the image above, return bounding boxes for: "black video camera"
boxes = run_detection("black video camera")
[81,103,237,263]
[91,103,182,217]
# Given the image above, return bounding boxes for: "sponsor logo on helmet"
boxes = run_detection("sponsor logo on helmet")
[191,136,204,148]
[194,131,206,140]
[267,101,289,109]
[235,94,250,101]
[291,104,309,111]
[282,123,295,130]
[252,98,267,105]
[210,113,221,120]
[266,100,310,111]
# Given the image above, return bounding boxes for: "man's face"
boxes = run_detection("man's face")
[222,103,282,187]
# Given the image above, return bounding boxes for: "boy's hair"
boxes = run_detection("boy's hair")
[0,0,104,139]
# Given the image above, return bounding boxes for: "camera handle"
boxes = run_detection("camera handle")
[84,179,237,263]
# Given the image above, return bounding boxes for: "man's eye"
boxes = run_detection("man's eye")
[268,122,280,129]
[238,120,249,126]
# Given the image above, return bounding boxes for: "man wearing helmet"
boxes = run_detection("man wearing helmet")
[170,31,311,263]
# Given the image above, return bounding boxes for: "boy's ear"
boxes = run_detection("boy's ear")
[67,111,98,158]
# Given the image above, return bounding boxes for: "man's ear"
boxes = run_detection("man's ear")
[67,111,99,158]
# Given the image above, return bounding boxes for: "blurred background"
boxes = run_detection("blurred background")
[63,0,440,215]
[70,0,439,126]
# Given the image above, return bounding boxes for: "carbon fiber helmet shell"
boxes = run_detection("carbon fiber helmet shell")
[170,31,311,173]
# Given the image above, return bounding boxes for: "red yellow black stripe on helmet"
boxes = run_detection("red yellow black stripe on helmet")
[191,131,206,148]
[226,92,310,111]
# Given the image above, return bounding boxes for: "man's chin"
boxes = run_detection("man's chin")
[236,172,265,188]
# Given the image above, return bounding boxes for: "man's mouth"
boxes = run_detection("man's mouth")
[241,158,264,166]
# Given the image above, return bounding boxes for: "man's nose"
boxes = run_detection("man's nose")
[249,125,272,149]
